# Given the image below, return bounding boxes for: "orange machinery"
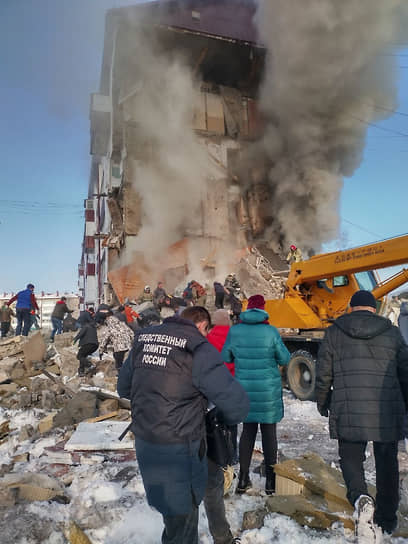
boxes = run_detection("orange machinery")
[262,234,408,400]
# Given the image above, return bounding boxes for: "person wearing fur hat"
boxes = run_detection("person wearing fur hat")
[222,294,290,496]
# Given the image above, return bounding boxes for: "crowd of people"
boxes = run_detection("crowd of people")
[2,278,408,544]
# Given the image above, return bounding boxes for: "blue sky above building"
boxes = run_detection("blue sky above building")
[0,0,407,293]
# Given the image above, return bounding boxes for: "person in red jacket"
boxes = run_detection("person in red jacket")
[207,309,234,375]
[207,309,238,464]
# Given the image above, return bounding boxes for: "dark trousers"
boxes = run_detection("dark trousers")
[338,440,399,533]
[215,292,225,309]
[162,503,199,544]
[204,458,233,544]
[16,308,31,336]
[77,343,98,371]
[239,422,277,473]
[1,322,10,337]
[113,350,127,371]
[51,317,63,340]
[230,424,238,461]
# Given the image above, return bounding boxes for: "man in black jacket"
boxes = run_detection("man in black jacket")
[73,320,99,377]
[316,290,408,540]
[50,296,73,341]
[117,306,249,544]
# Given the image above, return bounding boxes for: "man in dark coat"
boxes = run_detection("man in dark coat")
[73,320,99,377]
[398,301,408,345]
[76,307,95,329]
[50,296,73,341]
[316,290,408,540]
[117,306,249,544]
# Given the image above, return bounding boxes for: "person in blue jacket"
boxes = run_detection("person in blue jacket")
[7,283,39,336]
[117,306,249,544]
[222,294,290,495]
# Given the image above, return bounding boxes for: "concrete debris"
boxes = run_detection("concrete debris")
[53,391,98,428]
[0,472,65,503]
[242,507,268,530]
[237,246,287,300]
[98,398,119,415]
[240,452,379,533]
[18,424,35,442]
[65,421,134,451]
[22,331,46,367]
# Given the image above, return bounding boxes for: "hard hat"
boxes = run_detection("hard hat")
[290,245,297,251]
[144,285,151,291]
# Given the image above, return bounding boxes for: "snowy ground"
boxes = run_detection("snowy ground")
[1,390,408,543]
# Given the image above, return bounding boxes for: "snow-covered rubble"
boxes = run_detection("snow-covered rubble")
[1,332,408,543]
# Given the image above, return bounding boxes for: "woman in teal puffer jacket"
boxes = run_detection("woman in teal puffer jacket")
[221,294,290,495]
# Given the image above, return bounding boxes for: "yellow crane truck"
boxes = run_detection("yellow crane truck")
[261,234,408,400]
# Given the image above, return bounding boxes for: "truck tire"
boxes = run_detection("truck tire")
[287,350,316,401]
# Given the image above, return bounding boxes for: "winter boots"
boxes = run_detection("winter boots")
[235,471,252,494]
[265,465,276,495]
[78,358,96,377]
[354,495,383,544]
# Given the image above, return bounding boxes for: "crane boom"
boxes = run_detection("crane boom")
[287,234,408,290]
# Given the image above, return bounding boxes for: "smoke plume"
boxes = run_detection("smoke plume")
[121,28,215,260]
[253,0,408,251]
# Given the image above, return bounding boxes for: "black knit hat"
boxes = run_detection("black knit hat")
[350,290,377,309]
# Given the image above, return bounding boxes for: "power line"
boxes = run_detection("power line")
[350,114,408,138]
[341,218,382,239]
[0,199,82,209]
[370,103,408,118]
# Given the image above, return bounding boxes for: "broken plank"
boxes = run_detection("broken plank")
[85,411,120,423]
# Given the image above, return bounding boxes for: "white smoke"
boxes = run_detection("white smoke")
[253,0,408,251]
[120,28,214,260]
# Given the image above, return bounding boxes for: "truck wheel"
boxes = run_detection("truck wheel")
[287,350,316,401]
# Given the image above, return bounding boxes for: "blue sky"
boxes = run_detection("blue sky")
[0,0,407,294]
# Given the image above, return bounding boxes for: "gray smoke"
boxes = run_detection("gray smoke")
[253,0,408,251]
[120,28,215,261]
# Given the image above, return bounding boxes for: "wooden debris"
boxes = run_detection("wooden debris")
[0,472,65,502]
[85,411,120,423]
[69,522,93,544]
[266,494,354,531]
[273,452,375,510]
[0,421,10,440]
[38,413,56,434]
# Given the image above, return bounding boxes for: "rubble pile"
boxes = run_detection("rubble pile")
[0,330,133,543]
[1,331,407,543]
[242,452,408,537]
[237,246,287,300]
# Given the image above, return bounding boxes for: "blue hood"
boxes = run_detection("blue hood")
[240,308,269,324]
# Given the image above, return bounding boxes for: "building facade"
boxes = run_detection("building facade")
[80,0,267,307]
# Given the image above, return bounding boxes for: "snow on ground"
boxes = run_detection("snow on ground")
[1,390,408,543]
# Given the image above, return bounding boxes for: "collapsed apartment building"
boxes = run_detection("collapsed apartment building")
[79,0,272,309]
